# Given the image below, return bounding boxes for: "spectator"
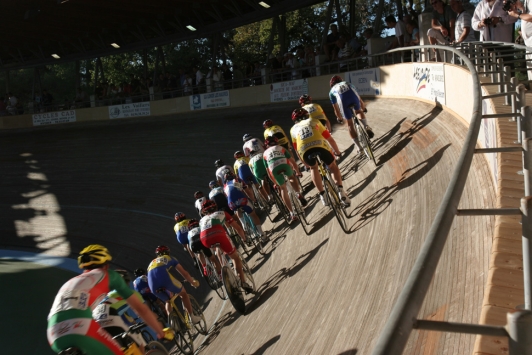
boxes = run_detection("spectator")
[182,73,193,95]
[192,66,205,93]
[304,46,316,77]
[323,24,340,61]
[42,89,54,112]
[243,61,254,85]
[130,74,141,97]
[450,0,477,43]
[6,92,18,115]
[74,87,87,108]
[385,15,408,49]
[507,0,532,80]
[233,64,244,88]
[406,21,420,46]
[360,28,374,56]
[336,37,355,70]
[141,78,153,100]
[221,64,233,90]
[472,0,516,42]
[427,0,457,60]
[212,66,223,91]
[253,61,262,85]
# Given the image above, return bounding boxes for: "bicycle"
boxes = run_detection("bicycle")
[197,252,227,300]
[265,174,291,224]
[237,206,267,255]
[214,242,256,314]
[280,171,310,235]
[351,106,377,166]
[224,222,251,258]
[310,152,349,232]
[250,179,270,213]
[57,322,174,355]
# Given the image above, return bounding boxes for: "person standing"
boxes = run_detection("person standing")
[472,0,516,42]
[450,0,477,43]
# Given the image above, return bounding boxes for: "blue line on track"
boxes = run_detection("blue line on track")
[0,249,80,273]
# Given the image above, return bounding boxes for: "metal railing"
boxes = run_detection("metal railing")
[369,43,532,354]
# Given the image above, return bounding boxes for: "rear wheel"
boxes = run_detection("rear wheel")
[222,265,246,314]
[271,183,290,224]
[323,178,348,233]
[243,212,266,255]
[289,191,310,235]
[357,123,377,166]
[144,341,169,355]
[189,296,208,335]
[168,311,194,355]
[205,259,227,300]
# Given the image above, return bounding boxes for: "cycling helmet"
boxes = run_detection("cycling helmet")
[134,268,146,277]
[243,133,253,142]
[214,159,224,168]
[188,219,199,229]
[224,172,236,181]
[330,75,343,87]
[265,136,279,147]
[234,151,245,159]
[175,212,186,222]
[202,199,217,214]
[209,180,218,188]
[299,94,312,105]
[292,108,309,122]
[263,119,274,128]
[194,191,203,199]
[78,244,112,269]
[155,245,170,256]
[115,269,131,284]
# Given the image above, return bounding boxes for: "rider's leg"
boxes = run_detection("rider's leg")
[328,161,343,186]
[288,156,301,176]
[227,250,247,285]
[209,254,222,275]
[279,184,293,213]
[309,163,323,192]
[177,289,195,319]
[249,210,264,234]
[228,219,247,243]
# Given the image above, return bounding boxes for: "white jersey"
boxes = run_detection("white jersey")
[194,197,207,216]
[243,138,265,157]
[215,165,233,184]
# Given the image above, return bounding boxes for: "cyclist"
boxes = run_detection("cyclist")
[146,245,201,324]
[194,190,208,217]
[214,159,233,186]
[242,133,265,157]
[299,94,333,133]
[47,244,166,355]
[93,270,146,338]
[329,75,373,153]
[263,136,308,222]
[262,119,302,177]
[199,199,254,293]
[290,108,351,207]
[208,180,248,243]
[187,218,222,277]
[174,212,197,264]
[133,268,166,314]
[233,150,263,203]
[223,171,265,238]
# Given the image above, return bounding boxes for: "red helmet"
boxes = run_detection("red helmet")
[174,212,186,222]
[201,199,217,214]
[194,191,203,199]
[265,136,278,147]
[330,75,343,87]
[188,219,199,229]
[224,172,236,181]
[292,108,309,122]
[155,245,170,256]
[234,151,245,159]
[263,119,274,128]
[299,94,312,105]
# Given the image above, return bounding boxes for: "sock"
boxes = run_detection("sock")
[320,191,325,195]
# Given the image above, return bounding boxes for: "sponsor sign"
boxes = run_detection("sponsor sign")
[412,63,446,105]
[190,91,230,110]
[347,69,381,95]
[109,102,151,119]
[33,110,76,126]
[269,79,309,102]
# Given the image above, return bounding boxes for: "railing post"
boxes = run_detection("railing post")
[498,58,505,93]
[507,311,532,354]
[504,66,511,105]
[491,51,497,82]
[517,85,526,144]
[511,77,518,114]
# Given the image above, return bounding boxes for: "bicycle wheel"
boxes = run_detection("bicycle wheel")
[239,251,256,293]
[243,212,266,255]
[168,311,194,355]
[356,124,377,166]
[222,265,246,314]
[289,190,310,235]
[189,295,208,335]
[271,183,291,224]
[252,183,269,212]
[205,259,227,299]
[145,341,170,355]
[323,178,348,233]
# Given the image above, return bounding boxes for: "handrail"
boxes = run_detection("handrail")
[370,45,482,354]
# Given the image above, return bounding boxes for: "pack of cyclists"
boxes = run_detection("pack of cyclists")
[48,75,371,355]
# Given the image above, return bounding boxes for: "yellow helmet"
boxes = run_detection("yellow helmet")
[78,244,112,269]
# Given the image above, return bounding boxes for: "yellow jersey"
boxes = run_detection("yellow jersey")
[290,118,332,156]
[302,103,328,123]
[233,156,250,175]
[263,125,289,146]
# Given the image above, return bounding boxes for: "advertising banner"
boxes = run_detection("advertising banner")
[190,91,230,110]
[109,102,151,119]
[269,79,309,102]
[412,63,446,105]
[33,110,76,126]
[347,69,381,95]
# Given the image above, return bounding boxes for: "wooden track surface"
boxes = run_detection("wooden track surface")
[0,98,496,354]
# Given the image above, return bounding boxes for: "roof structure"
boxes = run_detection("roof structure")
[1,0,324,71]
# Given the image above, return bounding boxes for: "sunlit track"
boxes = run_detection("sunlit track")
[0,98,496,354]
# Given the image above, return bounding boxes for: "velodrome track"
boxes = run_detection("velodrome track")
[0,98,496,355]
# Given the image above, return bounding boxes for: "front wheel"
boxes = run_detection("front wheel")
[144,341,170,355]
[356,123,377,166]
[243,213,266,255]
[168,311,194,355]
[324,178,348,233]
[189,296,208,335]
[289,191,310,235]
[222,265,246,314]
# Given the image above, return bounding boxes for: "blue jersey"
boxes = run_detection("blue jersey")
[329,81,361,120]
[223,178,247,206]
[133,275,158,303]
[209,187,229,210]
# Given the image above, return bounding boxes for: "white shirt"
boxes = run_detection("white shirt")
[195,70,204,84]
[471,0,517,42]
[455,11,477,42]
[522,0,532,45]
[395,20,408,45]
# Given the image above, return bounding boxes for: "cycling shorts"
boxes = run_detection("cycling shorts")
[149,270,183,302]
[228,197,253,214]
[271,164,293,186]
[190,237,213,258]
[237,165,258,184]
[48,316,123,355]
[303,147,334,167]
[200,230,236,255]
